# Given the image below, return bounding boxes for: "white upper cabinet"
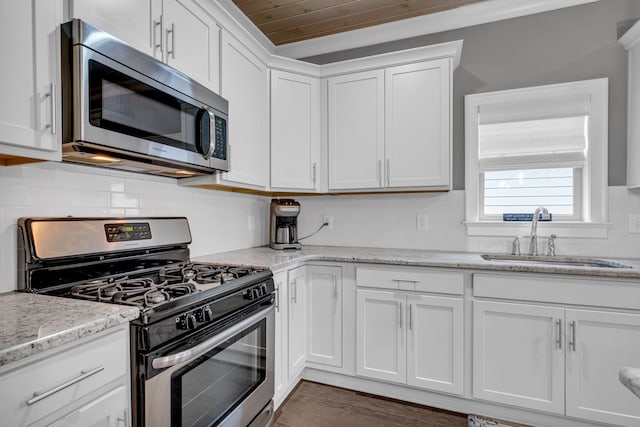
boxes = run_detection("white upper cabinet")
[70,0,220,92]
[271,70,321,191]
[0,0,61,163]
[328,70,385,190]
[385,59,450,188]
[159,0,220,93]
[218,30,269,189]
[69,0,156,55]
[327,58,452,191]
[620,22,640,188]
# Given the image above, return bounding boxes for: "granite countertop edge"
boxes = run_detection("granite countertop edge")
[0,294,139,368]
[620,367,640,398]
[192,246,640,279]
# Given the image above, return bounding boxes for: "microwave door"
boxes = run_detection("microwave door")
[73,45,214,169]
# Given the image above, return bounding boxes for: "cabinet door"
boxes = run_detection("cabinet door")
[407,295,463,395]
[385,59,450,188]
[163,0,220,93]
[473,300,565,414]
[565,309,640,426]
[0,0,61,163]
[356,289,405,383]
[272,271,288,403]
[219,31,269,188]
[328,70,384,190]
[306,265,342,367]
[46,386,128,427]
[70,0,156,55]
[287,266,306,380]
[270,70,320,190]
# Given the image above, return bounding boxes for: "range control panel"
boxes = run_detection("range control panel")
[104,223,152,242]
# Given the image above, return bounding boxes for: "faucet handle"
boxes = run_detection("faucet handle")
[512,236,521,256]
[547,234,557,257]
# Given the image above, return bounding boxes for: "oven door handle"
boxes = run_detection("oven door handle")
[152,305,273,370]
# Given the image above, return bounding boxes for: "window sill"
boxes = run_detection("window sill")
[464,221,609,238]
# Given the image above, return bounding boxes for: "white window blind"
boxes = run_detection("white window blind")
[483,168,574,216]
[477,93,590,171]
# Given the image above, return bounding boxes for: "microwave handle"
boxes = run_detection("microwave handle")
[195,108,213,160]
[151,305,273,369]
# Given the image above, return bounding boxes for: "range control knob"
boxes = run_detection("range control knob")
[185,314,197,330]
[201,306,213,322]
[252,288,260,299]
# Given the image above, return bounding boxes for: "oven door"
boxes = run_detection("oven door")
[144,305,274,427]
[69,44,229,171]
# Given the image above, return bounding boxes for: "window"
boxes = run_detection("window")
[465,79,608,238]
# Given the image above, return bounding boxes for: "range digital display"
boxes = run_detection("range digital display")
[104,223,152,242]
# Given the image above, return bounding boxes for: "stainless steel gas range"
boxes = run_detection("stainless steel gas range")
[17,217,275,427]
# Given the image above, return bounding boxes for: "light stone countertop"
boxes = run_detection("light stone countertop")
[193,245,640,279]
[620,367,640,399]
[0,292,139,367]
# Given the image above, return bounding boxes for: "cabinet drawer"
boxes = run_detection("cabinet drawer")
[356,265,463,295]
[0,326,128,426]
[474,273,640,309]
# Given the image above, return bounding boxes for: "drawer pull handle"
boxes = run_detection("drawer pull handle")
[26,365,105,406]
[556,319,562,349]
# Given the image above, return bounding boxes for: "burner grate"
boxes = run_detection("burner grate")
[67,263,260,309]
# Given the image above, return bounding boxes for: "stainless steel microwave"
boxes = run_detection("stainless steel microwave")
[60,19,229,178]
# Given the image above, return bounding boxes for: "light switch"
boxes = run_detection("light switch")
[629,214,640,233]
[248,215,255,230]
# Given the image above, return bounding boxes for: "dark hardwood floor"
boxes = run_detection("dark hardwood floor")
[273,381,470,427]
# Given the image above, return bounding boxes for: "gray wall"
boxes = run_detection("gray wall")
[302,0,640,189]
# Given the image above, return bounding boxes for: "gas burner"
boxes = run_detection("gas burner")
[69,275,199,309]
[159,263,260,286]
[70,276,134,302]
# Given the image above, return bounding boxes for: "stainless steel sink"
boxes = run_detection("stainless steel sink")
[481,254,632,269]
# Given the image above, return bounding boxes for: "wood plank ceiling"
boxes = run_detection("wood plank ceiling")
[232,0,487,45]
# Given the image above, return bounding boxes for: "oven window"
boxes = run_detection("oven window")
[171,320,267,427]
[88,59,199,152]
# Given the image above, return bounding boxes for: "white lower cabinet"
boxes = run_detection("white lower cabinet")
[356,289,463,395]
[356,289,406,383]
[0,324,130,427]
[287,265,306,380]
[473,300,565,413]
[273,270,288,404]
[474,300,640,427]
[48,385,128,427]
[565,309,640,426]
[306,265,342,367]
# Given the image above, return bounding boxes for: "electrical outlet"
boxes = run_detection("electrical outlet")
[323,214,334,229]
[248,215,255,231]
[629,214,640,233]
[417,213,429,231]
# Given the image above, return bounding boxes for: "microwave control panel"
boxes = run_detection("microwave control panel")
[105,223,152,242]
[213,116,227,160]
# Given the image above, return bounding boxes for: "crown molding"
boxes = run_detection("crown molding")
[261,0,599,59]
[619,19,640,50]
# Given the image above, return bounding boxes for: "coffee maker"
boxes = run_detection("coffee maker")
[269,199,301,250]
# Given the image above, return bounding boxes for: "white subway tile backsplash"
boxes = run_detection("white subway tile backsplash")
[297,186,640,258]
[0,162,270,294]
[111,192,140,209]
